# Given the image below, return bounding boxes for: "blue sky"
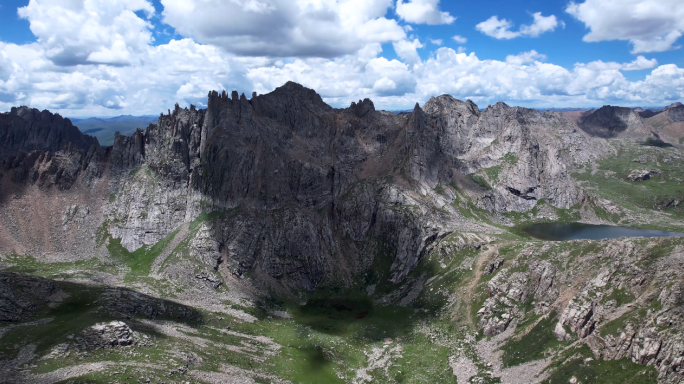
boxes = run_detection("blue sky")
[1,0,683,117]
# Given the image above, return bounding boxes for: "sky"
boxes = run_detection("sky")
[1,0,684,117]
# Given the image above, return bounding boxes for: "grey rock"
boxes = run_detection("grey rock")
[74,321,136,351]
[627,169,658,181]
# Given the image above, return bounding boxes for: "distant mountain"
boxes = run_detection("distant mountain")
[0,106,99,160]
[69,115,158,146]
[535,107,589,112]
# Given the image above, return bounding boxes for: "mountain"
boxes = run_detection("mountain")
[0,106,98,159]
[69,114,159,146]
[0,83,683,383]
[575,105,651,139]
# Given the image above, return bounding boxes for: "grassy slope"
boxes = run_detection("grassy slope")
[573,140,684,231]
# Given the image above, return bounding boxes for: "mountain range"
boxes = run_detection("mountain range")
[1,82,683,383]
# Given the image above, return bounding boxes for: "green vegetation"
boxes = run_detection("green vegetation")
[502,152,518,165]
[543,345,657,384]
[2,254,116,279]
[602,287,634,307]
[573,141,684,230]
[467,173,492,190]
[0,277,202,363]
[106,228,179,280]
[501,312,569,367]
[482,165,503,183]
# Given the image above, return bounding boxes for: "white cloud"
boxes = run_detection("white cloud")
[519,13,560,37]
[414,48,682,107]
[566,0,684,54]
[392,39,424,65]
[476,16,519,40]
[505,50,547,65]
[0,38,255,116]
[476,12,559,40]
[18,0,155,66]
[580,56,658,71]
[452,35,467,44]
[429,39,443,46]
[246,47,416,100]
[1,0,683,116]
[161,0,406,58]
[395,0,455,25]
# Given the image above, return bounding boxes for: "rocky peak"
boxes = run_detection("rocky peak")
[349,98,375,118]
[261,81,332,114]
[422,95,480,118]
[664,102,683,110]
[664,102,684,122]
[1,106,99,159]
[577,105,647,138]
[490,101,511,111]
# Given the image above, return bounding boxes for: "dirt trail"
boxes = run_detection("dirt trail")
[150,222,189,276]
[464,244,498,327]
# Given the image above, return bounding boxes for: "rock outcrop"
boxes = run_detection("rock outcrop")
[474,239,684,383]
[74,321,136,350]
[627,169,658,181]
[578,105,650,139]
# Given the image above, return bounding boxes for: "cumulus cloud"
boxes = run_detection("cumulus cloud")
[0,38,255,116]
[392,39,424,65]
[395,0,455,25]
[246,45,416,100]
[452,35,467,44]
[505,50,547,65]
[0,0,683,116]
[414,48,672,106]
[18,0,155,66]
[161,0,405,58]
[566,0,684,53]
[429,39,443,45]
[244,46,680,109]
[580,56,658,71]
[520,13,561,37]
[476,12,559,40]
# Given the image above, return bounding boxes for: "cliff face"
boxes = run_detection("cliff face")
[420,97,604,212]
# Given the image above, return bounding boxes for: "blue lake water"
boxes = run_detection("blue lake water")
[522,222,684,241]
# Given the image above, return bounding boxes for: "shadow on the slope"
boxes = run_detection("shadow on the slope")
[0,272,204,361]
